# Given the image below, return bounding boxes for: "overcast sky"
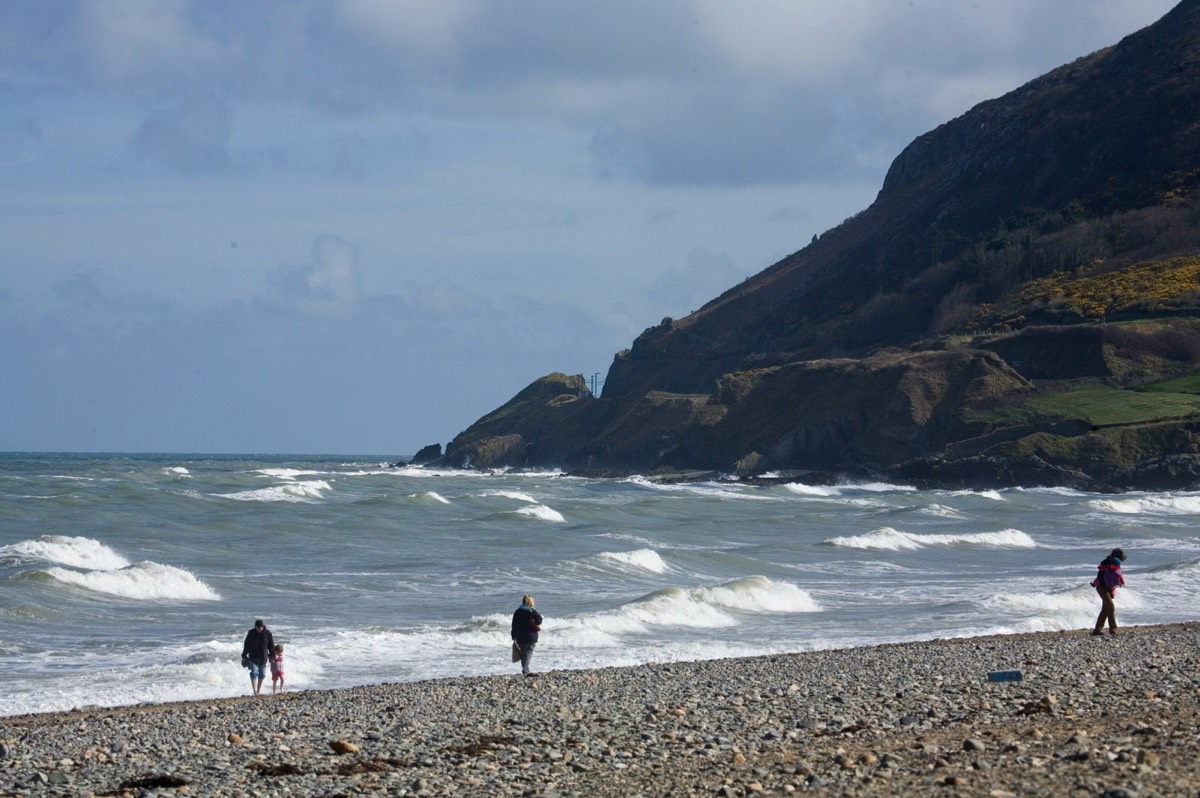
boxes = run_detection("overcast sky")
[0,1,1178,456]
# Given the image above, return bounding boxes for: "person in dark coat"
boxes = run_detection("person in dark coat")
[241,619,276,695]
[510,595,543,677]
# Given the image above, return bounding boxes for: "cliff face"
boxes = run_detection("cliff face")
[603,0,1200,399]
[441,0,1200,490]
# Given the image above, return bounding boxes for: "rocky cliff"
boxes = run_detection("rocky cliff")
[438,0,1200,491]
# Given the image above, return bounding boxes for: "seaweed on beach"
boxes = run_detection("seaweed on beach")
[443,734,518,757]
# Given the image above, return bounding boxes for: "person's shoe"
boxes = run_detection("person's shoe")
[1090,629,1104,637]
[1109,629,1118,635]
[524,672,539,677]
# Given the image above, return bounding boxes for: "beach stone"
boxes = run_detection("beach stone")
[329,740,360,754]
[4,623,1200,797]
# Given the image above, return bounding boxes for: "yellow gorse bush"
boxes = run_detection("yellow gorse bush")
[1017,256,1200,321]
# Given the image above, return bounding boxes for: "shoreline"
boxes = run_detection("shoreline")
[4,622,1199,796]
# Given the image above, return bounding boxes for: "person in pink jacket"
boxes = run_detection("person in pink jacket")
[1091,548,1126,636]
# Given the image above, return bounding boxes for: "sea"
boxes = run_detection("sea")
[2,452,1198,718]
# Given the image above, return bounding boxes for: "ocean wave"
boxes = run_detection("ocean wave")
[840,481,918,494]
[782,483,841,497]
[387,466,482,478]
[436,576,819,647]
[256,467,321,479]
[414,491,451,505]
[598,576,819,631]
[948,489,1005,501]
[1017,486,1091,498]
[595,548,669,574]
[486,490,538,503]
[0,536,130,570]
[162,466,191,478]
[217,480,331,503]
[432,577,821,649]
[995,583,1146,618]
[512,504,566,522]
[824,526,1037,551]
[619,476,763,501]
[918,504,964,519]
[44,561,221,601]
[1088,494,1200,516]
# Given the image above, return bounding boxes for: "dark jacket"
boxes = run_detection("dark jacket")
[242,626,275,666]
[511,605,543,646]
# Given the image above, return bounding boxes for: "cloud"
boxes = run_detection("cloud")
[2,1,1179,187]
[129,90,233,172]
[266,235,361,314]
[72,0,232,90]
[53,268,107,309]
[333,0,478,57]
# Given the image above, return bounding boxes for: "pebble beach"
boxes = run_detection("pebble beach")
[3,623,1198,797]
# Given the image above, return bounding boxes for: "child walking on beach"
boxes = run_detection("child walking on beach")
[1091,548,1126,636]
[270,644,285,694]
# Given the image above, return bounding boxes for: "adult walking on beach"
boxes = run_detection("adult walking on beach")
[511,594,543,677]
[1091,548,1126,636]
[241,619,276,695]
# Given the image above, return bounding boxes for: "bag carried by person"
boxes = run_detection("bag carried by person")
[241,652,250,668]
[511,642,522,662]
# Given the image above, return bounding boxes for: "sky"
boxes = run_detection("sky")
[0,1,1179,456]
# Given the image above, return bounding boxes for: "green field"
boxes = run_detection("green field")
[1023,383,1200,426]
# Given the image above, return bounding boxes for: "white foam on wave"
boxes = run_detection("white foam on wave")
[428,576,819,653]
[257,467,320,479]
[163,466,191,478]
[45,561,221,601]
[680,483,776,501]
[2,536,130,570]
[596,548,670,573]
[218,480,331,503]
[513,504,566,522]
[994,583,1147,629]
[1089,494,1200,516]
[783,483,841,497]
[487,490,538,503]
[1,637,321,717]
[948,489,1005,501]
[622,476,773,501]
[1019,486,1090,498]
[417,491,451,505]
[841,481,918,493]
[590,576,819,634]
[387,465,461,478]
[919,504,964,519]
[825,526,1037,551]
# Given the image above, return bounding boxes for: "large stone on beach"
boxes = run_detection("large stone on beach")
[330,739,360,754]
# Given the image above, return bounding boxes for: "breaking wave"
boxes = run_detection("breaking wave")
[45,561,220,601]
[596,549,670,573]
[218,480,331,503]
[824,527,1037,551]
[1,536,130,571]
